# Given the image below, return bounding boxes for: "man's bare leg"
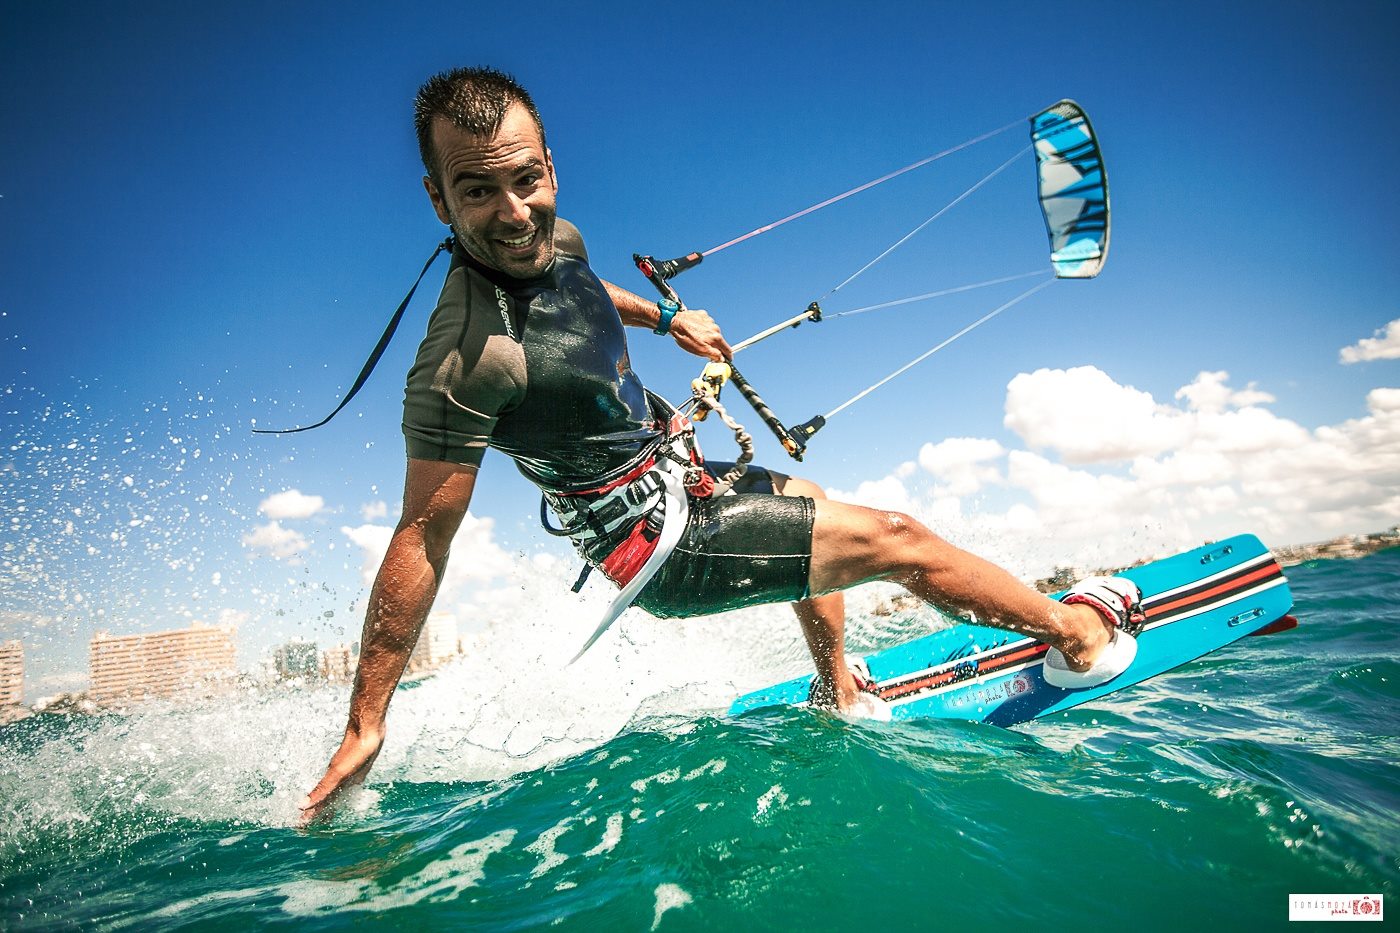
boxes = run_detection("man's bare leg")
[803,498,1116,710]
[771,475,861,709]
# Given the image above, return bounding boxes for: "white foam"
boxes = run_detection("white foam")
[4,501,961,856]
[276,828,516,915]
[583,812,625,857]
[651,883,693,930]
[755,784,789,821]
[524,817,574,879]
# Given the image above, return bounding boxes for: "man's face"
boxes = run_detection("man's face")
[424,102,558,278]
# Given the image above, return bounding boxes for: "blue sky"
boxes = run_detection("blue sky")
[3,0,1399,698]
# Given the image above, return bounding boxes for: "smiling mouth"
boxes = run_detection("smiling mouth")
[497,229,537,250]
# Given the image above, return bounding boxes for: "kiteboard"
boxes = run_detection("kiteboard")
[729,533,1294,726]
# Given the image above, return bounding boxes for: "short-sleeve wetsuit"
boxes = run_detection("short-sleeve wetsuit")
[402,245,815,617]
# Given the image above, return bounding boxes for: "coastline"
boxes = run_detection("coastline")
[7,528,1398,722]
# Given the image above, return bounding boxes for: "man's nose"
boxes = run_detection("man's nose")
[499,190,531,225]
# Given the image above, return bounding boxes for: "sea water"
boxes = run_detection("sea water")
[3,550,1397,931]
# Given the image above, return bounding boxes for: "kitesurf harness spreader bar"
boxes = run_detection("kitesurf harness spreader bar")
[253,237,456,435]
[542,388,755,662]
[568,392,752,663]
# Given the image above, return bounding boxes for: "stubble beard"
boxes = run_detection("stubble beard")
[451,210,557,279]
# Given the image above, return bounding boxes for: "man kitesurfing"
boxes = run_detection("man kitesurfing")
[301,67,1141,817]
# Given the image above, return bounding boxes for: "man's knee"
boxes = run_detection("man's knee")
[810,500,934,590]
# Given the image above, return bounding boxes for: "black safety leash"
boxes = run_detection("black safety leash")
[253,236,455,434]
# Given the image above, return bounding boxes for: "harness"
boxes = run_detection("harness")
[541,392,754,662]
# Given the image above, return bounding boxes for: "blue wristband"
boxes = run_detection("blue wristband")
[654,299,680,335]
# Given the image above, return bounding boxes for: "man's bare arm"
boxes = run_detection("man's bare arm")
[300,458,477,818]
[555,217,732,361]
[605,280,733,361]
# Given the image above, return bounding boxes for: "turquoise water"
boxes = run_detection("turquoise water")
[4,550,1397,930]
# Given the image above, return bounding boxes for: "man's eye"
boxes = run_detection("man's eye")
[463,187,489,200]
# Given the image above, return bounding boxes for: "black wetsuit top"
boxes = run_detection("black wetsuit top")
[402,245,815,617]
[402,248,664,493]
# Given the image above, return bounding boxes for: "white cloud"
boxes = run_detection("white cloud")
[258,489,325,520]
[1175,370,1276,413]
[826,369,1400,576]
[1368,387,1400,412]
[360,500,389,521]
[341,523,394,586]
[338,518,584,644]
[826,475,921,514]
[341,511,519,597]
[917,437,1005,496]
[217,608,251,628]
[1003,366,1187,463]
[1340,318,1400,364]
[241,521,309,560]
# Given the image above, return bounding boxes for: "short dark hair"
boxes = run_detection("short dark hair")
[414,67,547,183]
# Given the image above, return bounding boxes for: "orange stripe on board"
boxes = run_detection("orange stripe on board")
[880,643,1048,700]
[1146,563,1280,619]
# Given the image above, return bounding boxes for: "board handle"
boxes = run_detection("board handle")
[1227,606,1266,627]
[1199,543,1235,564]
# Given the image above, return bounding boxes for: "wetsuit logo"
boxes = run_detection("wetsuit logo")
[494,287,517,340]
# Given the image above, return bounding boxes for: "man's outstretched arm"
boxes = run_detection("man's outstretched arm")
[300,458,477,819]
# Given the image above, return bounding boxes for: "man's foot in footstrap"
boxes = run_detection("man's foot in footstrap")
[808,657,893,721]
[1043,576,1146,690]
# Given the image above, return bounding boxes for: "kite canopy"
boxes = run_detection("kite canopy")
[1031,100,1110,278]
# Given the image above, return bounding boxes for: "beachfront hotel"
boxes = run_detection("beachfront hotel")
[321,642,358,683]
[88,622,237,707]
[407,611,459,675]
[0,640,22,708]
[272,638,321,681]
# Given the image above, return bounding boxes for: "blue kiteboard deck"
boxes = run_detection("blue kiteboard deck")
[729,533,1293,727]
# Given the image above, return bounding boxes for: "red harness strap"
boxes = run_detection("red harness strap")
[562,411,713,588]
[570,455,657,497]
[599,520,660,587]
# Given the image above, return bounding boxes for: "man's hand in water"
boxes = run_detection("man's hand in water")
[300,726,385,821]
[668,309,733,362]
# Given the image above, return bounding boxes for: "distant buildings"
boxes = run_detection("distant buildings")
[4,608,472,719]
[1,639,22,707]
[89,621,237,707]
[272,638,321,681]
[1,640,23,721]
[407,611,459,675]
[266,638,361,684]
[321,642,358,683]
[1275,527,1400,566]
[1034,566,1084,594]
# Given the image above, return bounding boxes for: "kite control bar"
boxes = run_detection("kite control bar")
[634,253,822,460]
[732,301,823,353]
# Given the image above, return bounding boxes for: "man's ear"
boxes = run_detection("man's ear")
[546,148,558,194]
[423,175,452,226]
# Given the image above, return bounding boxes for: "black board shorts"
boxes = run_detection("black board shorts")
[633,463,816,618]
